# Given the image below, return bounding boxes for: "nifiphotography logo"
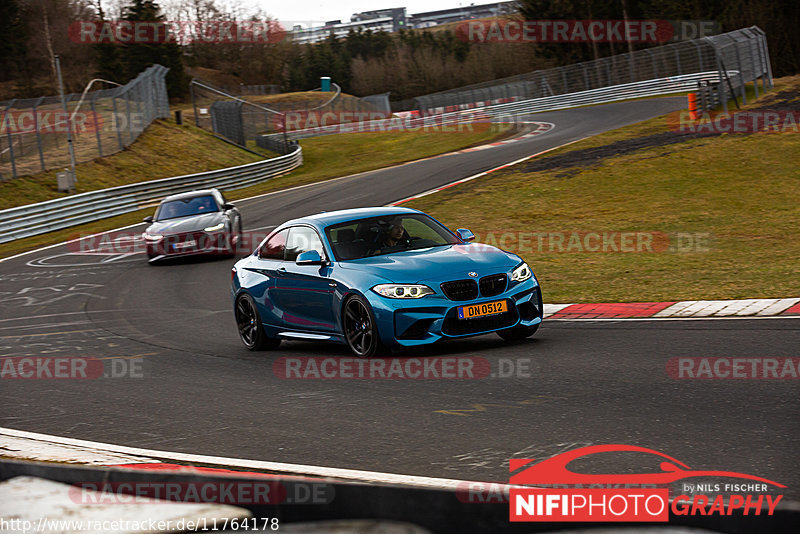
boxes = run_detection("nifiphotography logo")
[509,444,785,522]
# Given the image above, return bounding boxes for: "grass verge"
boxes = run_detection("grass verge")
[0,123,512,259]
[0,119,273,210]
[407,77,800,302]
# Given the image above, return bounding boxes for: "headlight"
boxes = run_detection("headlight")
[142,233,163,242]
[372,284,434,299]
[204,223,225,232]
[511,262,532,282]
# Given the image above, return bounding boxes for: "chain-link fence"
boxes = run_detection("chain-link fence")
[404,27,771,114]
[189,78,391,149]
[0,65,170,181]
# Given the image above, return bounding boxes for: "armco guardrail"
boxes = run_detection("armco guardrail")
[0,146,302,244]
[262,71,731,142]
[483,71,736,117]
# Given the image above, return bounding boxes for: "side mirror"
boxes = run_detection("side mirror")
[296,250,326,266]
[223,202,235,210]
[456,228,475,242]
[143,216,153,223]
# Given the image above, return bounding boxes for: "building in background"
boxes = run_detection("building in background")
[289,2,517,44]
[409,2,517,29]
[351,8,408,32]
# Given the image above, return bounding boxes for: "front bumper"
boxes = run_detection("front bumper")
[366,279,542,347]
[146,231,231,258]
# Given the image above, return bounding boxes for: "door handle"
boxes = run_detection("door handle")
[277,267,287,273]
[328,282,337,287]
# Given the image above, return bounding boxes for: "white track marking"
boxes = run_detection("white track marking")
[0,126,549,265]
[0,427,509,491]
[234,123,551,206]
[0,223,144,264]
[388,136,586,206]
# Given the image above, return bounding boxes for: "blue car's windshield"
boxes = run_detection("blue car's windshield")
[155,195,219,221]
[325,214,460,260]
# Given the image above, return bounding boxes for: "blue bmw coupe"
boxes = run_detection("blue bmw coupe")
[231,207,543,357]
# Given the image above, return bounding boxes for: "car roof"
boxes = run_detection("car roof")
[287,207,424,228]
[161,189,219,202]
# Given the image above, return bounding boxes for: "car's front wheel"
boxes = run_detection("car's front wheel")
[497,323,539,341]
[235,293,280,351]
[343,295,385,358]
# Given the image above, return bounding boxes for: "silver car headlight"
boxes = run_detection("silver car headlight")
[204,223,225,232]
[143,233,163,242]
[511,262,532,282]
[372,284,434,299]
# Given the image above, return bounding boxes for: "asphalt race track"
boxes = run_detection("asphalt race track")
[1,97,798,498]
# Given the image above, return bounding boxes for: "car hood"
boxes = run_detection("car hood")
[339,243,520,283]
[145,212,223,235]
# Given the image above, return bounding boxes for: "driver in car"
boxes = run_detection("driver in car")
[370,217,409,255]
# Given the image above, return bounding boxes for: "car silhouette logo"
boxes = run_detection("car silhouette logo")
[509,444,785,487]
[468,272,478,277]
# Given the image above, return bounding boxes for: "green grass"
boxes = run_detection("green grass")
[228,123,512,199]
[0,119,272,210]
[407,79,800,303]
[0,121,511,259]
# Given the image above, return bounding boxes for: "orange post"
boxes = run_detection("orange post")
[688,93,698,120]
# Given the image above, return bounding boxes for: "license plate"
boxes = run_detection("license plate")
[174,239,196,250]
[458,300,507,319]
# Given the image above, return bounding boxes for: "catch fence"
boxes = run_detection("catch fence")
[404,27,771,115]
[0,65,169,180]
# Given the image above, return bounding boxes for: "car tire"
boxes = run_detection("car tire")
[235,293,280,351]
[343,294,386,358]
[497,323,539,341]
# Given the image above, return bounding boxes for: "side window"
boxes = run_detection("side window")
[258,229,288,260]
[285,226,325,262]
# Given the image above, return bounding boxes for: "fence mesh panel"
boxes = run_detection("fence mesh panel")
[0,65,169,180]
[404,27,770,113]
[190,79,392,150]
